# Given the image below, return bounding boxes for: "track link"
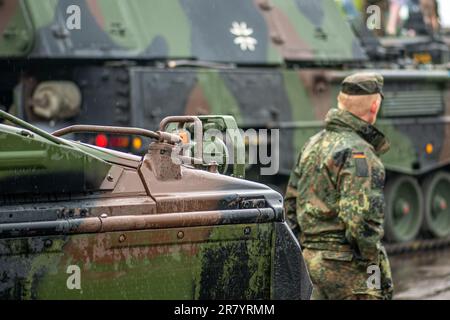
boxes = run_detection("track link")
[386,237,450,255]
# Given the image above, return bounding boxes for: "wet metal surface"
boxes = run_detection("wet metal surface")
[391,248,450,300]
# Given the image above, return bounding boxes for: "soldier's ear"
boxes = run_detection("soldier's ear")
[368,100,380,124]
[370,100,380,115]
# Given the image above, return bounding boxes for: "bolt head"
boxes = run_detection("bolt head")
[44,239,53,248]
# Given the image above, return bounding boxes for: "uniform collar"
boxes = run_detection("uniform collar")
[325,108,390,155]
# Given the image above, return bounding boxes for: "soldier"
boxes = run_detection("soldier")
[285,72,394,300]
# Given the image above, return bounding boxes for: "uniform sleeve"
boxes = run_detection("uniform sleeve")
[284,151,303,237]
[337,149,385,265]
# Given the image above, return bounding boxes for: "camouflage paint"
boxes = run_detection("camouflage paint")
[1,223,272,299]
[2,0,450,246]
[195,70,243,124]
[0,112,312,299]
[0,0,33,55]
[128,67,450,177]
[1,0,365,63]
[0,122,112,193]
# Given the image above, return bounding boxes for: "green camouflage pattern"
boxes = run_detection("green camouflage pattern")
[2,0,450,246]
[1,0,449,179]
[341,71,385,96]
[1,223,273,299]
[302,246,393,300]
[0,110,313,300]
[284,108,393,299]
[128,68,450,179]
[0,0,367,63]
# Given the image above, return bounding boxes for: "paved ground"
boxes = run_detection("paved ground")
[391,249,450,299]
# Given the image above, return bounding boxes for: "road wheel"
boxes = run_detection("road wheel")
[422,172,450,238]
[385,175,423,243]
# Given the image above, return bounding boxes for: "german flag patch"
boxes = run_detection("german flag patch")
[353,152,369,177]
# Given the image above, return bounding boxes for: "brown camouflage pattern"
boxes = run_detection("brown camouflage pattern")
[0,110,313,300]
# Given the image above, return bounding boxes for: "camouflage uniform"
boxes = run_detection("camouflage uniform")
[285,73,394,300]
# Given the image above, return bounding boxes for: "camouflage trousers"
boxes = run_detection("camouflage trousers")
[303,248,394,300]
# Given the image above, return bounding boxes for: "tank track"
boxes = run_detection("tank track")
[385,237,450,255]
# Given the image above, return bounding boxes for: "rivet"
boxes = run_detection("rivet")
[20,130,34,138]
[259,0,273,10]
[244,227,251,235]
[107,174,114,182]
[177,231,184,239]
[271,34,284,45]
[119,234,126,243]
[257,200,266,208]
[44,239,53,248]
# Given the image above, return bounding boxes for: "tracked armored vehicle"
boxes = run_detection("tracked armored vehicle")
[337,0,450,243]
[0,109,312,300]
[1,0,450,243]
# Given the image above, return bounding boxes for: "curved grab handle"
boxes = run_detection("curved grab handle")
[52,125,181,144]
[159,116,203,162]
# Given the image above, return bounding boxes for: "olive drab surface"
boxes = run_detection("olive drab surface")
[0,109,313,300]
[1,0,450,245]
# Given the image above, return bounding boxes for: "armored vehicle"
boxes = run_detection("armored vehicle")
[1,0,450,243]
[339,0,449,65]
[336,0,450,243]
[0,109,312,300]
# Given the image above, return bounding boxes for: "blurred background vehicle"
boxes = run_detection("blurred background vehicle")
[1,0,450,244]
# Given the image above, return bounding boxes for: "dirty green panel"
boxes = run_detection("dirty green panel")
[94,0,191,56]
[194,223,272,299]
[271,0,365,61]
[0,224,273,299]
[0,125,111,193]
[0,0,34,56]
[36,245,202,300]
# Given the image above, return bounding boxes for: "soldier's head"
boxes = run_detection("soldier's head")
[337,72,384,125]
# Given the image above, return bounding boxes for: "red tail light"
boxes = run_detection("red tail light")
[95,134,108,148]
[110,136,130,148]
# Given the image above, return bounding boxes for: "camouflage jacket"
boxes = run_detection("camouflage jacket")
[285,108,390,265]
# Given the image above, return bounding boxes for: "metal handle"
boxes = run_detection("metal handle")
[52,125,181,144]
[159,116,203,162]
[0,109,71,146]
